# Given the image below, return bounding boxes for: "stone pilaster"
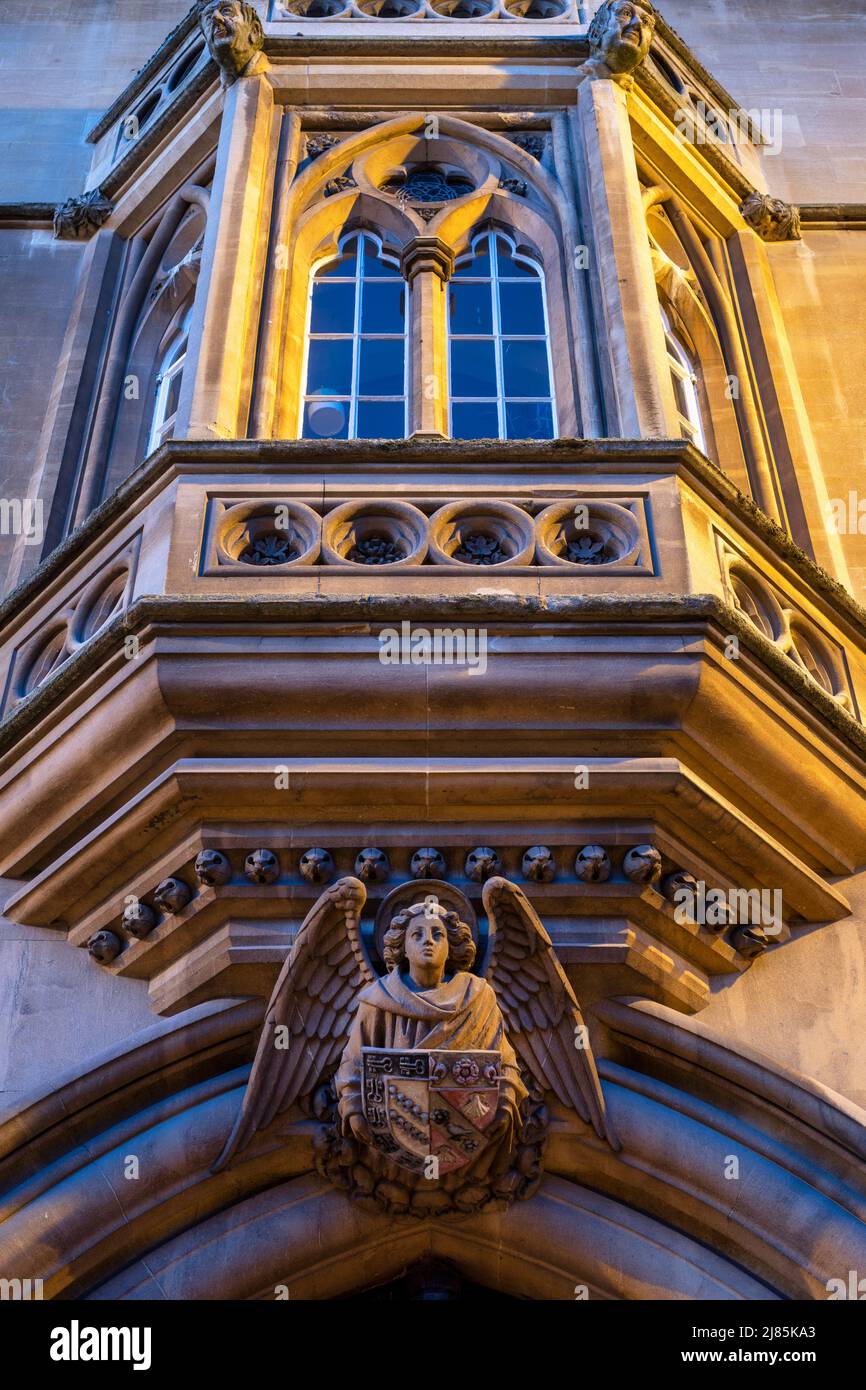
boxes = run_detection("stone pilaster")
[182,73,278,440]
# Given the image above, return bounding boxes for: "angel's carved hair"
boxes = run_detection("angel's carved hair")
[383,903,476,972]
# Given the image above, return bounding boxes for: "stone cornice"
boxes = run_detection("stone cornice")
[650,14,761,147]
[799,204,866,231]
[631,67,753,203]
[0,203,55,228]
[2,589,866,765]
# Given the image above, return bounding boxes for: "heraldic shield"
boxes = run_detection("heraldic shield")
[362,1047,501,1175]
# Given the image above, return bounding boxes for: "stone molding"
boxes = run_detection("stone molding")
[1,997,863,1299]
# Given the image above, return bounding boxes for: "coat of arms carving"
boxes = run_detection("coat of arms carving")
[216,876,618,1216]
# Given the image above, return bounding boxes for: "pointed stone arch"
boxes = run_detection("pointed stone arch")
[255,112,587,438]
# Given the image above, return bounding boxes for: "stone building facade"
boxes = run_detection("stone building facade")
[0,0,864,1300]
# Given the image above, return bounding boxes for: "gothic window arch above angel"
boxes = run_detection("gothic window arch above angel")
[216,876,618,1217]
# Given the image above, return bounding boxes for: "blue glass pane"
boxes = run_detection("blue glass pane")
[450,338,497,398]
[306,337,353,397]
[303,398,349,439]
[357,399,406,439]
[310,281,356,334]
[450,282,493,335]
[502,338,550,396]
[361,281,404,334]
[453,240,492,278]
[317,245,358,279]
[499,280,545,336]
[451,401,499,440]
[496,242,539,278]
[505,399,554,440]
[363,239,401,278]
[358,337,404,395]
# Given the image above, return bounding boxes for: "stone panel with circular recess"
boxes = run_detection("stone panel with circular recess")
[321,499,429,568]
[428,500,534,567]
[534,499,643,569]
[718,536,856,713]
[216,500,321,569]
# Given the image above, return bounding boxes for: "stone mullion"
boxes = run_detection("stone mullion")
[401,236,453,440]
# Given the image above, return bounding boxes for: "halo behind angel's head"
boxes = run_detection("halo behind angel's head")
[383,898,476,973]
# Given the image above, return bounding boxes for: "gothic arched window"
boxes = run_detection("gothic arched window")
[448,231,556,441]
[660,304,706,451]
[301,232,408,440]
[147,301,193,454]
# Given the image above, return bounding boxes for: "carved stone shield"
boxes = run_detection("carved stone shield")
[362,1047,501,1176]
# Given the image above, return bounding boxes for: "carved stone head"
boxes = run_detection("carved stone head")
[299,847,335,884]
[586,0,656,84]
[522,845,556,883]
[194,849,232,886]
[623,843,663,885]
[88,930,122,964]
[153,877,192,914]
[383,898,476,975]
[575,844,611,883]
[465,847,501,883]
[739,191,801,242]
[199,1,264,84]
[122,900,158,939]
[244,849,280,884]
[410,847,447,879]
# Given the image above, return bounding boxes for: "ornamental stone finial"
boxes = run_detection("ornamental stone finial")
[199,0,266,87]
[579,0,657,90]
[739,190,802,242]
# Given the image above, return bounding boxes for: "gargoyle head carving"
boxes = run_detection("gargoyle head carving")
[739,191,802,242]
[585,0,656,87]
[199,0,264,85]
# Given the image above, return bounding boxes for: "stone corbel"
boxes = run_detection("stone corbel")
[739,190,802,242]
[400,236,454,284]
[53,190,114,240]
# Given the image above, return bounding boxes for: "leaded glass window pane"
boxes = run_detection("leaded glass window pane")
[448,232,557,441]
[302,233,407,440]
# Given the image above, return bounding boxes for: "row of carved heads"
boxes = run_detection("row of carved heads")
[87,838,770,965]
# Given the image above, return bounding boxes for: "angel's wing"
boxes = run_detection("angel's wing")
[482,877,619,1151]
[214,876,374,1169]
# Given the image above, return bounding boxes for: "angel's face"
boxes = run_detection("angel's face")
[404,913,449,983]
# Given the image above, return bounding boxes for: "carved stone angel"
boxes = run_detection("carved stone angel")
[216,876,618,1216]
